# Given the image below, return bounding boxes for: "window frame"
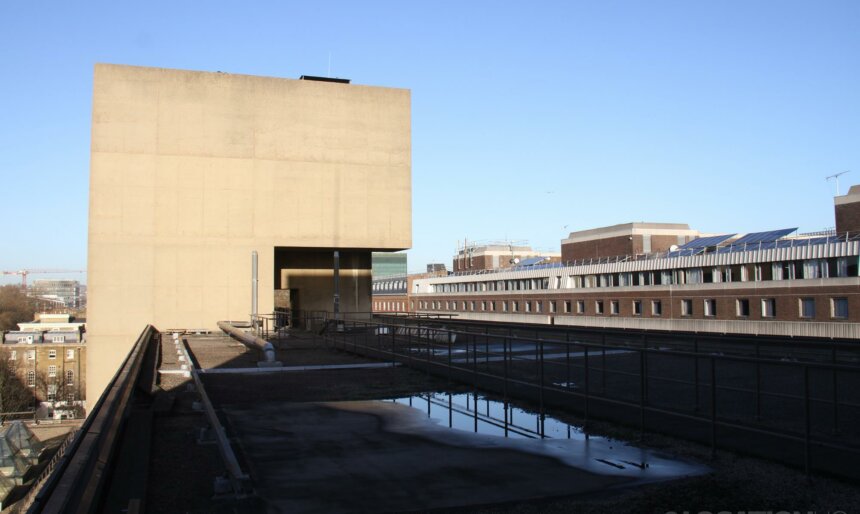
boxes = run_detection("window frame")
[799,298,815,319]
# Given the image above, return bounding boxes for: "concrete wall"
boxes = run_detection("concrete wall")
[88,64,411,403]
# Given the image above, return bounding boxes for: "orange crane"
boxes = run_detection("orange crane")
[1,269,86,288]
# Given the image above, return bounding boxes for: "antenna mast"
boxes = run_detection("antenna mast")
[826,170,850,196]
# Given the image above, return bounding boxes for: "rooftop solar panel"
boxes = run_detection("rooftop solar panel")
[516,257,546,267]
[678,234,736,250]
[732,228,797,246]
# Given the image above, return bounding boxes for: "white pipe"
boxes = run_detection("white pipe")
[218,321,277,363]
[251,251,258,325]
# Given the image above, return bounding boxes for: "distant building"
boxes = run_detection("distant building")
[561,223,698,262]
[426,263,447,273]
[1,314,87,413]
[372,252,408,277]
[28,280,86,310]
[371,274,408,313]
[409,191,860,339]
[453,242,560,272]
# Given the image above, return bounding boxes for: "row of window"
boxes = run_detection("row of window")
[25,369,75,386]
[7,334,71,344]
[430,258,856,294]
[373,300,406,312]
[372,280,407,292]
[7,349,76,361]
[416,297,849,320]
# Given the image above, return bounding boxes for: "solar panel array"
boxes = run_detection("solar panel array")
[516,257,546,267]
[731,228,797,246]
[664,230,841,258]
[678,234,736,250]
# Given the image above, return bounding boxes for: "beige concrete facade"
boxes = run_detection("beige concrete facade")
[87,64,411,403]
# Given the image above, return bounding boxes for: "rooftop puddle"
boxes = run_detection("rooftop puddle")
[327,392,708,481]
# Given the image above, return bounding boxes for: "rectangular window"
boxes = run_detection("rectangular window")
[736,299,750,317]
[549,301,556,313]
[481,301,486,311]
[535,301,542,313]
[469,301,475,311]
[681,299,693,316]
[27,350,35,361]
[610,300,619,315]
[651,300,662,316]
[831,298,848,319]
[9,350,16,361]
[525,301,531,313]
[704,299,716,317]
[66,370,74,385]
[632,300,642,316]
[47,384,57,402]
[595,300,604,314]
[564,300,572,313]
[512,301,519,312]
[52,335,65,343]
[576,300,585,314]
[761,298,776,318]
[27,371,35,387]
[502,301,508,312]
[490,301,496,312]
[799,298,815,318]
[48,350,57,359]
[48,365,57,378]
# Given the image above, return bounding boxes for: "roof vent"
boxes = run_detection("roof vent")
[299,75,350,84]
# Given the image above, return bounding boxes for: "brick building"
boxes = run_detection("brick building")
[1,340,86,414]
[453,243,560,272]
[561,222,698,262]
[409,191,860,339]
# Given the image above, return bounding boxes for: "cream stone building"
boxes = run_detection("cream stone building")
[87,64,411,402]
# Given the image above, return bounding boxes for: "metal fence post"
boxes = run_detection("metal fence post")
[485,326,490,366]
[565,332,571,391]
[710,356,717,460]
[447,330,453,384]
[804,365,811,475]
[601,334,607,394]
[503,335,509,402]
[540,339,545,438]
[472,333,478,375]
[693,337,699,413]
[425,327,431,377]
[639,349,646,441]
[584,345,590,432]
[755,340,761,421]
[832,348,839,434]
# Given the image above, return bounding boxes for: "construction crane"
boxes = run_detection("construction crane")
[1,269,86,288]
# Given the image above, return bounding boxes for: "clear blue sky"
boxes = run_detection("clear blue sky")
[1,1,858,282]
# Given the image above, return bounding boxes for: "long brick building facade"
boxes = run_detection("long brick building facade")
[395,188,860,339]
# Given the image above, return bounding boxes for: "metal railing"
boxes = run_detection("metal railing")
[250,310,291,338]
[308,312,860,480]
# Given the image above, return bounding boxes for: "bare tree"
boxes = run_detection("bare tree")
[0,357,36,423]
[0,285,36,331]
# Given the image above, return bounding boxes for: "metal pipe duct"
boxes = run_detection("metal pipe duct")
[217,321,280,366]
[251,251,259,326]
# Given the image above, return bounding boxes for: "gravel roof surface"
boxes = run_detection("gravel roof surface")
[145,330,860,513]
